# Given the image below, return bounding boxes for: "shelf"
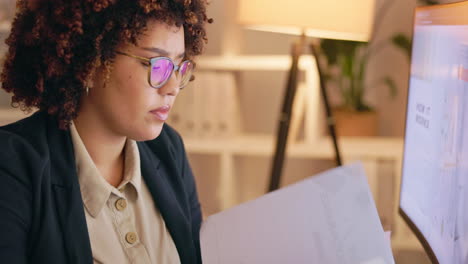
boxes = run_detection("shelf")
[0,108,404,161]
[184,134,404,160]
[196,55,316,71]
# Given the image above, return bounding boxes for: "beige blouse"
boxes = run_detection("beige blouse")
[69,122,180,264]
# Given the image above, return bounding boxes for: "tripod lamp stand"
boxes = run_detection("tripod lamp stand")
[238,0,375,192]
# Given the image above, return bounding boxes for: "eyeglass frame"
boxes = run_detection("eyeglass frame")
[115,51,195,89]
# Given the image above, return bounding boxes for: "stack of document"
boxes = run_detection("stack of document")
[200,163,395,264]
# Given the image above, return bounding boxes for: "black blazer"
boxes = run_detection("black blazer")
[0,111,202,264]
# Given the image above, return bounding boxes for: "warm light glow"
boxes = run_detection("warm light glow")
[238,0,376,42]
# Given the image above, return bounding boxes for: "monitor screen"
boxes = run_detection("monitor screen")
[399,1,468,263]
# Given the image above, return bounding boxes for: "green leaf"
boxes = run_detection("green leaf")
[357,103,373,112]
[320,39,339,65]
[319,39,364,66]
[340,54,354,77]
[382,76,398,98]
[392,33,412,59]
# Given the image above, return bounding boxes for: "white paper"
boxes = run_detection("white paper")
[200,163,395,264]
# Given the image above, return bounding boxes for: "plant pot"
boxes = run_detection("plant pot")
[332,109,378,137]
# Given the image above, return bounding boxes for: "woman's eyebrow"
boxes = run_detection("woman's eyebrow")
[141,47,185,59]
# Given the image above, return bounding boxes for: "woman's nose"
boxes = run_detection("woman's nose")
[158,72,180,97]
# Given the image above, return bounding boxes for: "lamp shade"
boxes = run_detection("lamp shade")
[238,0,375,42]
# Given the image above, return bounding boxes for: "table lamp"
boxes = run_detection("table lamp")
[238,0,376,192]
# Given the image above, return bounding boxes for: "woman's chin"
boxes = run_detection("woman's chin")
[129,124,163,142]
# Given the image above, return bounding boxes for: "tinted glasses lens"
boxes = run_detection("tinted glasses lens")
[179,61,194,88]
[150,58,173,88]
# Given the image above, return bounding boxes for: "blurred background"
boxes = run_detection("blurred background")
[0,0,460,263]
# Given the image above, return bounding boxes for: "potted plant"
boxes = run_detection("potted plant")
[319,0,439,136]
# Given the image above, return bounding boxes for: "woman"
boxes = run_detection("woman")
[0,0,211,263]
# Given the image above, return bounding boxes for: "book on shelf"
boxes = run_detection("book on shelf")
[217,71,241,138]
[199,72,215,138]
[169,71,241,139]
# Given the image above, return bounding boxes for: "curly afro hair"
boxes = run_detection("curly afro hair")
[1,0,212,129]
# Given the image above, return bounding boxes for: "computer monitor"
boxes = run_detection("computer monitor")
[399,1,468,263]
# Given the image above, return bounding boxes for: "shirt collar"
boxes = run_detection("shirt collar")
[119,139,142,193]
[69,121,142,218]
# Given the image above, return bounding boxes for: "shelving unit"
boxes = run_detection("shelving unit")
[193,55,324,144]
[185,133,403,206]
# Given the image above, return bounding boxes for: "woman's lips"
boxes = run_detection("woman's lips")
[150,105,170,121]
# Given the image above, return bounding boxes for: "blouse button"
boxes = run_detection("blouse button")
[115,198,127,211]
[125,232,137,244]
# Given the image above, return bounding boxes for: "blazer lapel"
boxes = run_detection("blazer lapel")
[47,115,93,264]
[138,141,195,263]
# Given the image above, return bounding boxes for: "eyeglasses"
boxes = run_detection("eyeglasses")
[116,51,195,89]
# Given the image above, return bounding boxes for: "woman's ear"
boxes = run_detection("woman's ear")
[86,57,107,90]
[85,79,94,89]
[85,57,114,92]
